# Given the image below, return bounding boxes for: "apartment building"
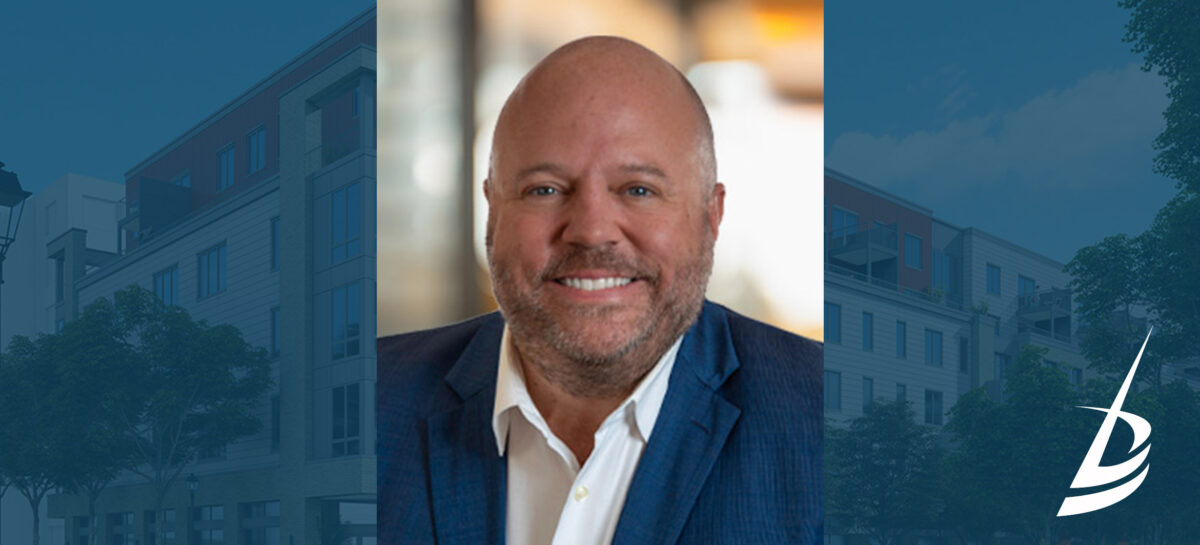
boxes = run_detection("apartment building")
[824,168,1087,426]
[45,8,377,545]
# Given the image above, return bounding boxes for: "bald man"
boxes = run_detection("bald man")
[378,37,822,545]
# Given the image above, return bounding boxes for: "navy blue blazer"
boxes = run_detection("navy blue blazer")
[377,301,823,544]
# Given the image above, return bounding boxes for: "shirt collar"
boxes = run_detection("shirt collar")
[491,325,683,456]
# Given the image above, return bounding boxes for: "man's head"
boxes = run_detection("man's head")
[485,36,724,398]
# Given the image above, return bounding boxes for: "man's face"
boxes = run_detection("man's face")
[486,67,723,388]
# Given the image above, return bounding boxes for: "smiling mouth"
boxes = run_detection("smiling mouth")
[555,277,635,291]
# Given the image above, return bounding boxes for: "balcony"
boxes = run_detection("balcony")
[1016,287,1071,321]
[827,223,898,266]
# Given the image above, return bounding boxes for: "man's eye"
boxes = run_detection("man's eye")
[528,186,558,197]
[626,186,652,197]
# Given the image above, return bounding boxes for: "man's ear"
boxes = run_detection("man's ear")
[483,178,492,203]
[707,182,726,239]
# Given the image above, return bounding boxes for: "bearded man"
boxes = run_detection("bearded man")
[378,36,822,545]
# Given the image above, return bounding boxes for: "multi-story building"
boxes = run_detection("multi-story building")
[824,168,1087,426]
[46,8,377,545]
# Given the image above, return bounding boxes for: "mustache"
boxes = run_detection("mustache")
[539,247,658,282]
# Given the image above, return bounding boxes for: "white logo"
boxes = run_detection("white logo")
[1057,329,1153,517]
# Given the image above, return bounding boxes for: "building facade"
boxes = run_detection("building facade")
[824,168,1087,427]
[45,8,377,545]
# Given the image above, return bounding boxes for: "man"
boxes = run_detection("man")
[378,37,822,544]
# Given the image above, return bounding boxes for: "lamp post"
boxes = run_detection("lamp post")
[0,162,29,545]
[186,473,198,545]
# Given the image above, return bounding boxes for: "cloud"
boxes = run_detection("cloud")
[827,64,1168,192]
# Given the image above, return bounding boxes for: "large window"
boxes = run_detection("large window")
[924,390,944,425]
[896,383,907,403]
[192,505,224,545]
[830,206,858,241]
[862,377,874,411]
[861,312,873,351]
[145,509,176,545]
[825,302,842,344]
[332,383,361,456]
[270,394,280,453]
[108,512,135,545]
[904,233,922,270]
[331,182,361,263]
[824,370,841,411]
[332,282,361,359]
[994,352,1011,381]
[896,321,907,359]
[154,265,178,306]
[959,337,970,372]
[986,263,1001,295]
[247,126,266,174]
[197,243,226,299]
[924,329,943,367]
[240,501,280,545]
[932,250,950,291]
[218,145,235,191]
[1018,274,1036,305]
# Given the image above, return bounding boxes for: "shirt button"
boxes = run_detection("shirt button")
[574,485,589,502]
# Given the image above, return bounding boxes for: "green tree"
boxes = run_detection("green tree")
[946,346,1094,544]
[1121,0,1200,194]
[826,399,943,545]
[105,286,272,545]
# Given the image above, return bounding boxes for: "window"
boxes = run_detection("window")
[54,257,65,303]
[994,352,1011,381]
[331,182,361,263]
[193,505,225,545]
[1018,274,1036,305]
[352,85,361,118]
[270,394,280,453]
[986,263,1001,295]
[332,282,361,359]
[145,509,177,545]
[959,337,970,372]
[824,371,841,411]
[830,206,858,241]
[197,243,226,299]
[896,383,907,403]
[924,329,943,367]
[904,233,922,269]
[861,312,873,351]
[154,265,179,306]
[825,302,842,344]
[931,250,951,291]
[896,321,907,358]
[108,512,135,545]
[862,377,874,411]
[270,217,280,271]
[247,126,266,174]
[240,501,280,545]
[270,307,280,358]
[218,145,235,190]
[332,383,361,456]
[924,390,944,425]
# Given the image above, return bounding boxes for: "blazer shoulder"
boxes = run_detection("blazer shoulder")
[715,304,823,416]
[376,312,503,409]
[722,305,823,373]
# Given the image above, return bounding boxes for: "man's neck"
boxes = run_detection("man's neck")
[518,356,627,465]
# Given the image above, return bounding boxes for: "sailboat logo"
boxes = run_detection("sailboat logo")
[1057,329,1153,517]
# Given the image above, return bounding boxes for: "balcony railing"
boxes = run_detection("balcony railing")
[827,223,898,254]
[826,262,963,311]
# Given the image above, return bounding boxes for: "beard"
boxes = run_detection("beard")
[486,221,713,399]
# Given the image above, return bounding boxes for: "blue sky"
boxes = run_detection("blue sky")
[825,1,1178,262]
[0,1,375,195]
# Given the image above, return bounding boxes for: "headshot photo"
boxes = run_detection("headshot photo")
[377,20,823,544]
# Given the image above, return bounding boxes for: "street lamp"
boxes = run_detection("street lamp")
[186,473,198,545]
[0,162,31,345]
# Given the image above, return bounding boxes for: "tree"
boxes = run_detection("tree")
[826,400,943,545]
[946,345,1094,544]
[105,286,272,545]
[1121,0,1200,194]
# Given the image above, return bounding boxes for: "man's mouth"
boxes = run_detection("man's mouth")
[555,277,635,291]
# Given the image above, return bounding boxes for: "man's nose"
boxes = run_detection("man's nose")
[561,182,622,248]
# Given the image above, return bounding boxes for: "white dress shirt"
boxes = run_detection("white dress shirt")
[492,326,682,545]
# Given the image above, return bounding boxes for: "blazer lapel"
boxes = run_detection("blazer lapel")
[612,302,742,545]
[426,315,507,545]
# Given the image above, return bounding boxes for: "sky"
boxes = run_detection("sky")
[824,0,1179,263]
[0,0,376,195]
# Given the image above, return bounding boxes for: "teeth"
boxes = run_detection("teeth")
[560,277,633,291]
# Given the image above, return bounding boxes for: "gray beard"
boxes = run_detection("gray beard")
[488,242,713,399]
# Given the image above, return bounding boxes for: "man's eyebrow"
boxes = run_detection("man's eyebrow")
[515,162,568,181]
[619,163,667,179]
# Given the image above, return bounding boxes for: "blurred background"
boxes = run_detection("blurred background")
[378,0,825,340]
